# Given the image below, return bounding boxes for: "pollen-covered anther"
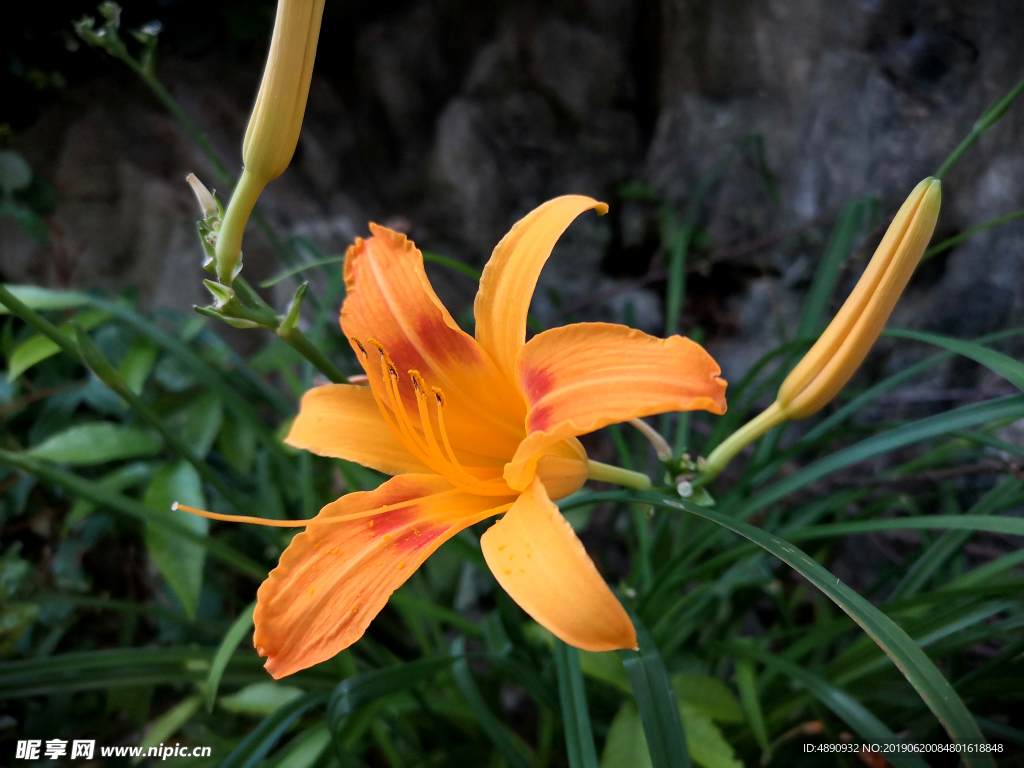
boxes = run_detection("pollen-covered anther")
[431,386,446,408]
[350,337,367,358]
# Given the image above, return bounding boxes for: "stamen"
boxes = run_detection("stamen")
[350,337,367,358]
[171,490,464,528]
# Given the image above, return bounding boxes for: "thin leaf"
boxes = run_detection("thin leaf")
[554,638,600,768]
[219,692,329,768]
[143,461,208,618]
[206,601,256,712]
[667,495,994,767]
[28,422,162,466]
[797,197,871,338]
[620,617,690,768]
[451,640,534,768]
[744,394,1024,517]
[884,327,1024,390]
[734,656,770,757]
[728,644,928,768]
[0,284,89,315]
[7,309,107,380]
[133,695,202,764]
[0,448,265,578]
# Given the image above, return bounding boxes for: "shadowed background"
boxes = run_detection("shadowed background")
[3,0,1024,414]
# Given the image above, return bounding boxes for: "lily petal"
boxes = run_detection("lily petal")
[343,225,524,460]
[506,323,727,489]
[480,475,636,652]
[255,474,515,678]
[285,384,430,476]
[474,196,608,383]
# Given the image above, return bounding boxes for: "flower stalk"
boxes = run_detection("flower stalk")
[701,177,942,482]
[215,0,326,285]
[586,460,652,490]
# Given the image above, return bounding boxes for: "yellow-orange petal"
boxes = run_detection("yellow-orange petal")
[504,322,727,490]
[285,384,430,476]
[254,474,515,678]
[473,196,608,384]
[480,475,636,652]
[342,225,525,461]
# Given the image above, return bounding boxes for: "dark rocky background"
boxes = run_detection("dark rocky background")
[3,0,1024,389]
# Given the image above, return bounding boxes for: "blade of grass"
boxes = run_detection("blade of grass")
[0,448,266,579]
[796,197,871,338]
[205,601,256,712]
[922,208,1024,262]
[666,494,993,766]
[220,692,330,768]
[743,394,1024,517]
[553,639,600,768]
[620,615,690,768]
[883,328,1024,390]
[935,75,1024,179]
[733,654,771,760]
[451,639,534,768]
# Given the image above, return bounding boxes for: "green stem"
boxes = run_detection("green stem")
[935,76,1024,180]
[586,460,652,490]
[700,402,788,484]
[0,285,253,513]
[215,169,266,285]
[281,328,349,384]
[0,448,265,580]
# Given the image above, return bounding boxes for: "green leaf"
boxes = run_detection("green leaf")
[745,394,1024,516]
[602,702,652,768]
[143,461,208,619]
[452,641,534,768]
[0,285,89,315]
[734,657,769,757]
[554,639,600,768]
[273,726,331,768]
[0,200,47,243]
[730,645,928,768]
[219,692,329,768]
[65,461,154,527]
[133,695,202,764]
[620,618,690,768]
[206,602,256,712]
[885,327,1024,391]
[602,699,742,768]
[0,150,33,194]
[797,197,871,338]
[7,309,107,380]
[668,496,994,768]
[326,655,454,730]
[176,392,224,459]
[28,423,162,465]
[118,337,159,394]
[671,674,744,723]
[678,703,743,768]
[219,681,304,715]
[0,448,264,578]
[580,650,632,695]
[217,412,257,476]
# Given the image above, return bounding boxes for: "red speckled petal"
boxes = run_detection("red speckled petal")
[505,323,727,490]
[255,474,516,678]
[342,225,525,461]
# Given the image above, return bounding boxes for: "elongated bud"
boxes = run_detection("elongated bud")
[701,178,941,482]
[214,0,325,285]
[778,177,941,418]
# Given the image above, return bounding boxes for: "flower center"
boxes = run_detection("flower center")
[354,337,513,497]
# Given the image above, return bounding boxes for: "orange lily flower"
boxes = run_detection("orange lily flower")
[229,196,726,678]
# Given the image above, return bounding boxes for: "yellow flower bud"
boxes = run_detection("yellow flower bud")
[780,177,941,418]
[215,0,325,285]
[702,177,942,481]
[185,173,218,218]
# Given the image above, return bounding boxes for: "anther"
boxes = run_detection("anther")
[350,337,367,357]
[432,387,446,408]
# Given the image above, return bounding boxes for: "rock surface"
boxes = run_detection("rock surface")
[3,0,1023,390]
